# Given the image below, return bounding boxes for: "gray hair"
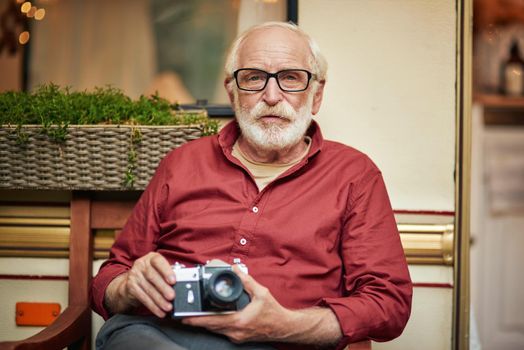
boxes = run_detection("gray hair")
[224,21,328,83]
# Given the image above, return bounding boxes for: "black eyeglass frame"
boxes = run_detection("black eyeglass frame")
[233,68,315,92]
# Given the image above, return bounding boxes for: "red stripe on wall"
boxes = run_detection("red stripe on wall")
[394,209,455,216]
[393,210,455,216]
[413,282,453,288]
[0,274,68,281]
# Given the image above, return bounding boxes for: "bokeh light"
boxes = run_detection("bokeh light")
[19,31,30,45]
[20,2,32,13]
[35,8,46,21]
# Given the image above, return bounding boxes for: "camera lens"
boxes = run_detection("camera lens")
[214,277,235,298]
[207,270,243,306]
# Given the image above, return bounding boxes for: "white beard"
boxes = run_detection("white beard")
[234,92,314,152]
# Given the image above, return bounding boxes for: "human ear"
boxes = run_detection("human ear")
[311,80,325,115]
[224,78,235,106]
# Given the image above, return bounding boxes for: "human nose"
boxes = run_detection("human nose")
[262,76,283,106]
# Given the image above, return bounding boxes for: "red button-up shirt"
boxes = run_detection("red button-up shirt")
[91,121,412,349]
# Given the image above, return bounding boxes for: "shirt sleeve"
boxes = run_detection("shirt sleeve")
[319,167,412,348]
[90,155,170,320]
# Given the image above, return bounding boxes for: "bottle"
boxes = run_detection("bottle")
[502,40,524,96]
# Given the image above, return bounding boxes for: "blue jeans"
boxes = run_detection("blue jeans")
[96,314,277,350]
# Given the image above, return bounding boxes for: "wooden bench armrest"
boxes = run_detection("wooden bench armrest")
[0,305,90,350]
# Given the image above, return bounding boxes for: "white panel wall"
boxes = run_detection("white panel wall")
[0,258,69,341]
[300,2,458,349]
[300,0,456,211]
[0,258,106,346]
[378,265,454,350]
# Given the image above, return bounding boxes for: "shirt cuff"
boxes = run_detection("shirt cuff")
[90,265,129,320]
[317,297,376,348]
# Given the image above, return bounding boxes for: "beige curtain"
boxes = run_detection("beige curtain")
[237,0,286,34]
[28,0,287,103]
[29,0,156,99]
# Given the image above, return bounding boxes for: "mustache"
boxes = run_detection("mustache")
[245,101,296,121]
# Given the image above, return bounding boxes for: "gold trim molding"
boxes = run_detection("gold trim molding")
[0,205,454,264]
[399,224,454,265]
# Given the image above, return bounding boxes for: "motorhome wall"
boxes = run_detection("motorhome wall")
[0,1,458,349]
[300,1,457,349]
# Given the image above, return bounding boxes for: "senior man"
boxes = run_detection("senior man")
[91,22,412,350]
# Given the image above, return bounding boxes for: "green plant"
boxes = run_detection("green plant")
[0,84,219,188]
[0,84,215,142]
[123,127,143,188]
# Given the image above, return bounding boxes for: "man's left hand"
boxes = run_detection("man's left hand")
[181,266,292,343]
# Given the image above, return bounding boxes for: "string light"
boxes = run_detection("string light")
[16,1,48,46]
[19,31,30,45]
[26,6,37,18]
[20,2,31,14]
[35,8,45,20]
[0,0,46,54]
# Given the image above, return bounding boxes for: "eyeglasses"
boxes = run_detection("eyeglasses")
[233,68,315,92]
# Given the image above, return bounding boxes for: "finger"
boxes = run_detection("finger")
[131,280,168,318]
[143,266,175,301]
[134,273,173,313]
[139,256,175,301]
[150,254,176,285]
[232,266,261,298]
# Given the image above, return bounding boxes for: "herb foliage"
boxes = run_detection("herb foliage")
[0,84,220,188]
[0,84,219,141]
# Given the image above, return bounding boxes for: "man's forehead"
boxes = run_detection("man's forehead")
[238,27,311,68]
[241,27,308,50]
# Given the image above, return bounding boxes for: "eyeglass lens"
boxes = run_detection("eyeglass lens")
[236,69,310,91]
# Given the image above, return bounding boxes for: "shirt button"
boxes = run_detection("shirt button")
[252,206,259,213]
[240,238,247,245]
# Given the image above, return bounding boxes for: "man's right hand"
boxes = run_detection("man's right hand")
[104,252,176,318]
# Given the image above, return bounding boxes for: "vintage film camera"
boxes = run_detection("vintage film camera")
[172,258,250,317]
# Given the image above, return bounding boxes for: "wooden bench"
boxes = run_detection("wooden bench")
[0,192,135,350]
[0,191,371,350]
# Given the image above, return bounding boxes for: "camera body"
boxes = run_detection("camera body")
[172,259,250,318]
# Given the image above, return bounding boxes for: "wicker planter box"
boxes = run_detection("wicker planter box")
[0,125,203,190]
